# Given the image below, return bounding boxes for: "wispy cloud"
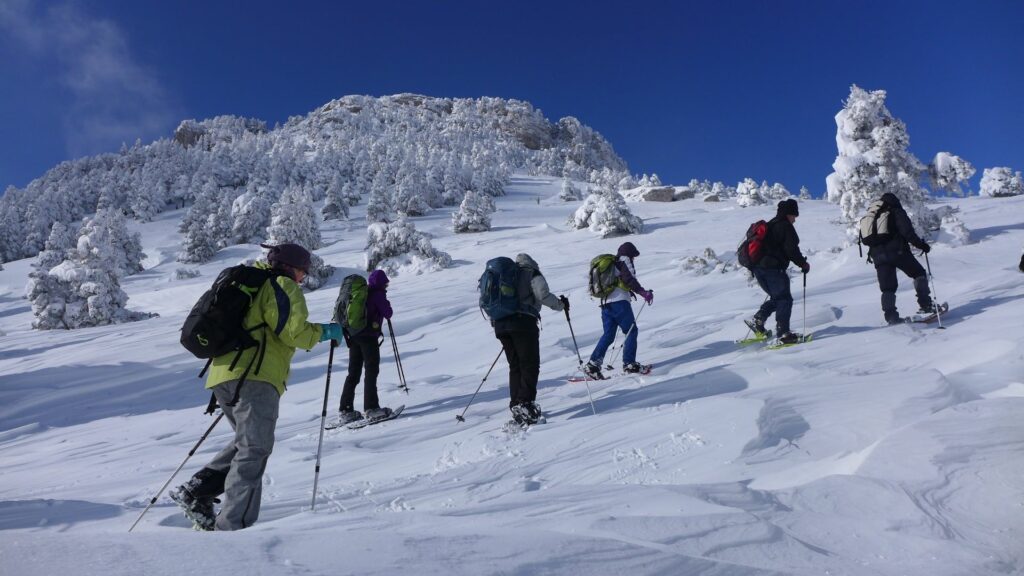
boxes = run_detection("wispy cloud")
[0,0,178,157]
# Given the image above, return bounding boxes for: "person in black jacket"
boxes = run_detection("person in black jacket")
[869,192,936,324]
[745,199,809,344]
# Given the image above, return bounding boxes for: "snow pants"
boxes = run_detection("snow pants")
[589,300,638,366]
[340,332,381,412]
[200,378,280,531]
[494,315,540,408]
[874,251,931,321]
[752,267,794,334]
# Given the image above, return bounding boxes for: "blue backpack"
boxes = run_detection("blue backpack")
[478,257,527,322]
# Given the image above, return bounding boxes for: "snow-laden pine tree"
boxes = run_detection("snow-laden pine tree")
[799,186,812,200]
[267,185,332,290]
[826,85,936,237]
[452,189,496,233]
[33,213,152,329]
[928,152,975,196]
[231,181,273,244]
[569,188,643,237]
[979,167,1023,197]
[25,222,76,329]
[366,185,394,223]
[365,216,452,275]
[735,178,766,207]
[178,180,219,263]
[321,174,350,221]
[559,177,582,201]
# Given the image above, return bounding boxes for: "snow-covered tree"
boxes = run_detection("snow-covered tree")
[825,85,935,237]
[979,166,1023,197]
[569,188,643,237]
[928,152,975,196]
[366,186,393,223]
[321,175,350,221]
[231,182,273,244]
[25,222,76,328]
[31,213,152,329]
[559,177,582,201]
[100,208,145,277]
[267,185,332,290]
[735,178,766,207]
[799,186,812,200]
[365,216,452,275]
[452,189,495,233]
[178,181,220,263]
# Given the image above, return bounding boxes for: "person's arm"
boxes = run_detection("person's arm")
[896,208,929,251]
[530,273,564,311]
[782,225,808,269]
[264,276,322,350]
[615,259,646,293]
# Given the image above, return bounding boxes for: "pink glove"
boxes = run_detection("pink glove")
[641,289,654,305]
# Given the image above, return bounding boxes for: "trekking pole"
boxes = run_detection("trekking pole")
[455,348,504,423]
[128,412,224,532]
[563,302,597,416]
[386,319,409,394]
[924,253,945,329]
[605,301,648,371]
[311,340,337,511]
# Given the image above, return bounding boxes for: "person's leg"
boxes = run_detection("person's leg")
[896,253,932,310]
[214,380,280,531]
[497,331,521,408]
[875,263,899,322]
[361,334,381,411]
[176,385,238,500]
[609,301,638,365]
[338,338,365,412]
[514,324,541,404]
[588,305,618,364]
[753,268,777,322]
[763,269,793,334]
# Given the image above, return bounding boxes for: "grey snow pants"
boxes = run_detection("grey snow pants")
[204,378,280,531]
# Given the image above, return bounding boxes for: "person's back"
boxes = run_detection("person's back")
[864,193,934,324]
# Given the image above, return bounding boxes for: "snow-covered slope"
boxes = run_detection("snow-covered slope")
[1,177,1022,576]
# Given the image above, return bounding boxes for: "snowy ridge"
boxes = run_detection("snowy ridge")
[1,176,1022,575]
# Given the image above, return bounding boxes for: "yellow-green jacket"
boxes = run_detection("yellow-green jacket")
[206,262,323,395]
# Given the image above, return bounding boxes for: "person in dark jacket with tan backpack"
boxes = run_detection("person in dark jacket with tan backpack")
[744,199,809,344]
[866,192,936,325]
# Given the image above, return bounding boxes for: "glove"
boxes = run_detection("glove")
[920,242,931,254]
[319,323,342,343]
[800,261,810,274]
[641,289,654,305]
[559,295,570,312]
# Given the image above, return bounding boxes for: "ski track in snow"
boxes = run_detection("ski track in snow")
[1,178,1022,575]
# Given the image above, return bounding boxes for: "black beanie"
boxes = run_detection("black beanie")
[260,243,311,271]
[617,242,640,258]
[777,199,799,217]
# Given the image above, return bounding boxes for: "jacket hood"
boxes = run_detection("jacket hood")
[880,192,902,207]
[368,269,390,289]
[515,253,540,270]
[617,242,640,258]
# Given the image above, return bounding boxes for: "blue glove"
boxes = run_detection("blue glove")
[319,323,342,343]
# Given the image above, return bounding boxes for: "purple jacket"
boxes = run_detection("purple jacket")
[366,269,393,335]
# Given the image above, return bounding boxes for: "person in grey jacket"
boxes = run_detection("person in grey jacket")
[493,253,566,426]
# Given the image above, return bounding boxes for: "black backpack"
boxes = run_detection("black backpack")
[180,265,278,359]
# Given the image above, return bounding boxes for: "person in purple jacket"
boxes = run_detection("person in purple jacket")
[338,269,394,424]
[583,242,654,379]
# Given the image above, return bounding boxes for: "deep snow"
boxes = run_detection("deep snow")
[1,176,1022,576]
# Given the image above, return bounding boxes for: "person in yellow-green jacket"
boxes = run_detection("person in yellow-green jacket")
[170,243,341,531]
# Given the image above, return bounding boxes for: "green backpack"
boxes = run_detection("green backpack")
[334,274,370,335]
[588,254,619,299]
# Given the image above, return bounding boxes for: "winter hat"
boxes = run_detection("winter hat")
[260,243,311,272]
[368,269,390,289]
[515,253,540,270]
[777,199,799,217]
[617,242,640,258]
[880,192,902,207]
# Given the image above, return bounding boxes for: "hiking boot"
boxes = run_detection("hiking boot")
[623,362,644,374]
[169,484,217,531]
[510,403,537,426]
[365,407,393,422]
[583,361,605,380]
[523,401,543,421]
[885,315,904,326]
[337,409,364,425]
[777,332,803,345]
[915,303,938,315]
[744,317,768,337]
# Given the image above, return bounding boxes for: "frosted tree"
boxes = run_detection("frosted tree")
[648,173,662,186]
[735,178,766,207]
[365,216,452,275]
[928,152,975,196]
[25,222,76,329]
[231,182,273,244]
[342,180,361,206]
[321,175,350,221]
[452,189,495,233]
[799,186,812,200]
[559,177,582,201]
[765,182,790,200]
[826,85,935,237]
[366,186,393,223]
[267,185,332,290]
[979,167,1023,197]
[178,181,219,263]
[32,213,151,329]
[569,188,643,237]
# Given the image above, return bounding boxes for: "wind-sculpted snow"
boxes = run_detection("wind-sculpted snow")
[0,176,1021,575]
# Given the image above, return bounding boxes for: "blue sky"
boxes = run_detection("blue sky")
[1,0,1022,195]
